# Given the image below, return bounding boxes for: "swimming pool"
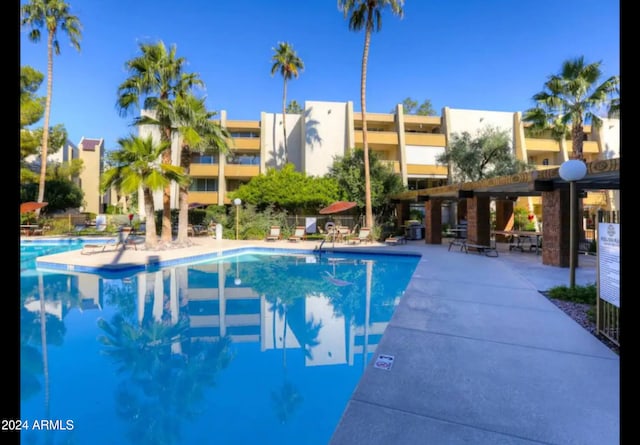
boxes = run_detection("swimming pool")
[20,242,419,444]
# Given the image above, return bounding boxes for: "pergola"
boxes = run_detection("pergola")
[391,158,620,267]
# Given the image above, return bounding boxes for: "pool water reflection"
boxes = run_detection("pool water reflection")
[20,247,419,445]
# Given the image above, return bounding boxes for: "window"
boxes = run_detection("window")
[230,131,259,138]
[189,178,218,192]
[226,154,260,165]
[192,152,218,164]
[542,158,549,166]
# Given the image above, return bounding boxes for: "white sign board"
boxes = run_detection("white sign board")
[305,217,317,234]
[598,222,620,308]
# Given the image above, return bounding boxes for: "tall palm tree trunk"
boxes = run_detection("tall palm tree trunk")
[282,79,288,164]
[144,188,158,249]
[361,21,373,229]
[176,146,191,244]
[160,126,173,244]
[571,123,584,160]
[36,32,55,216]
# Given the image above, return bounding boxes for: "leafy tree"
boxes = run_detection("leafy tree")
[391,97,436,116]
[20,178,83,213]
[20,66,45,158]
[230,163,340,215]
[46,158,84,180]
[338,0,404,229]
[117,40,203,244]
[101,135,188,249]
[21,123,72,183]
[21,0,82,213]
[436,125,530,183]
[523,56,619,160]
[608,85,620,118]
[327,148,406,225]
[270,42,304,164]
[286,99,303,114]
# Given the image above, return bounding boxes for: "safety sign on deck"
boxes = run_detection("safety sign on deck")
[373,354,394,370]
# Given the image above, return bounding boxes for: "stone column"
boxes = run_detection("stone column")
[542,189,570,267]
[425,198,442,244]
[467,196,491,246]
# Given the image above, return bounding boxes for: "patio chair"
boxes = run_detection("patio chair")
[347,227,372,244]
[265,225,281,241]
[288,226,306,242]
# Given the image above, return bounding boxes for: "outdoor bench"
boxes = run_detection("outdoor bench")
[464,242,498,257]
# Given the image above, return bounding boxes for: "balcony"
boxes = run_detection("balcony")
[524,138,561,152]
[231,137,260,150]
[405,133,446,147]
[225,164,259,178]
[226,120,260,130]
[190,164,219,176]
[353,113,395,125]
[188,191,218,206]
[406,164,448,176]
[354,130,398,146]
[583,140,599,154]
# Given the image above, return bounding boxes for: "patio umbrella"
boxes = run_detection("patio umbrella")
[188,202,207,209]
[20,201,48,214]
[319,201,357,215]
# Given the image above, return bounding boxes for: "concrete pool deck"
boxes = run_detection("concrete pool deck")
[32,236,619,444]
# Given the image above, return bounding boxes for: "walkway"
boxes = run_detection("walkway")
[33,237,619,444]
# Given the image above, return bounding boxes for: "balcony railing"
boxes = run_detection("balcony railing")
[354,130,398,146]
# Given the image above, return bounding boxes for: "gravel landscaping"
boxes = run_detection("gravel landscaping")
[542,293,619,355]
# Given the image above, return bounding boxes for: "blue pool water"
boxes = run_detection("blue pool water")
[20,242,419,444]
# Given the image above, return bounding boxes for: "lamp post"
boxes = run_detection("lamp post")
[233,198,242,240]
[559,159,587,288]
[234,256,242,286]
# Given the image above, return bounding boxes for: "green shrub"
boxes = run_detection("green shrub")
[546,283,597,305]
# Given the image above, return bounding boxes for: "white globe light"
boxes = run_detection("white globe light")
[234,278,242,286]
[559,160,587,182]
[233,198,242,206]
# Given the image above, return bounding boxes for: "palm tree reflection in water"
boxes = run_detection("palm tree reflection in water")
[98,268,234,445]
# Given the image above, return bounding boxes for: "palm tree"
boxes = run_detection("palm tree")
[117,41,203,244]
[101,135,187,249]
[270,42,304,164]
[523,56,619,160]
[21,0,82,215]
[338,0,404,229]
[171,94,231,244]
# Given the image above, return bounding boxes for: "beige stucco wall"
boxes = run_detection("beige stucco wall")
[261,112,303,170]
[596,118,620,159]
[78,138,103,215]
[445,108,516,149]
[303,100,349,177]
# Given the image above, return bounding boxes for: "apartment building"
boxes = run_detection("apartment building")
[23,136,109,215]
[136,101,619,218]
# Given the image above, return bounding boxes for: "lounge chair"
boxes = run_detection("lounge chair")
[385,235,407,245]
[347,227,371,244]
[288,226,306,242]
[265,225,281,241]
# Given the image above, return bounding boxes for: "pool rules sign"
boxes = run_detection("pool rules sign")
[597,223,620,308]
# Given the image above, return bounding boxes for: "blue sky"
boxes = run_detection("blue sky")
[20,0,619,151]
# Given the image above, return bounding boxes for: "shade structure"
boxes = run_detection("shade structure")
[319,201,357,215]
[20,201,48,214]
[188,202,207,209]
